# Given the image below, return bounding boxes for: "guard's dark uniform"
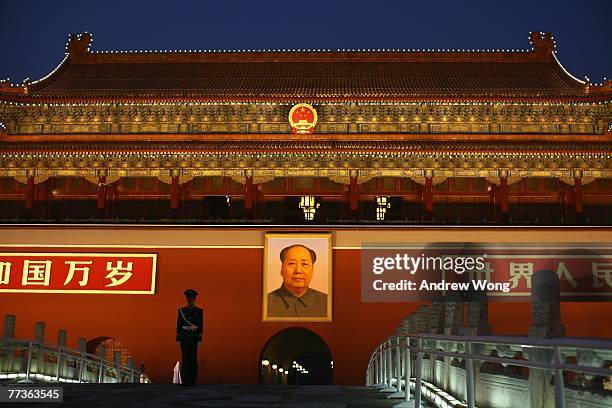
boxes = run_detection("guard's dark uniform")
[176,305,203,385]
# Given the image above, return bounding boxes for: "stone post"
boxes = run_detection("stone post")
[77,337,87,353]
[443,292,464,390]
[444,292,464,335]
[3,314,16,340]
[76,337,87,383]
[429,297,445,387]
[407,314,418,333]
[97,344,106,383]
[527,269,565,408]
[466,288,490,336]
[113,351,122,383]
[465,288,490,405]
[428,297,445,335]
[57,330,67,347]
[34,322,45,343]
[126,357,135,383]
[55,330,67,381]
[33,322,45,375]
[415,305,430,333]
[414,306,430,383]
[3,315,16,373]
[528,270,565,338]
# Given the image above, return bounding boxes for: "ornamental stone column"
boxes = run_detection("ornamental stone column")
[466,291,490,336]
[3,314,15,340]
[527,269,565,408]
[3,315,16,374]
[443,291,464,336]
[528,269,565,338]
[428,297,445,387]
[97,344,107,383]
[443,291,464,390]
[415,305,430,333]
[428,297,445,335]
[398,316,410,334]
[34,322,45,343]
[113,351,122,383]
[407,313,418,333]
[414,306,431,383]
[126,358,135,383]
[77,337,87,382]
[77,337,87,353]
[465,280,490,405]
[57,330,67,347]
[33,322,45,376]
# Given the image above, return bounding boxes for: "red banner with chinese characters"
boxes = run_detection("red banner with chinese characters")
[0,253,157,294]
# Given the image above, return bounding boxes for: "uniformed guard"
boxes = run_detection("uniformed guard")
[176,288,203,385]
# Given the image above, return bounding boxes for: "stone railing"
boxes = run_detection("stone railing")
[367,333,612,408]
[0,315,150,384]
[366,270,612,408]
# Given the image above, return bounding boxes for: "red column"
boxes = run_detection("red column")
[170,176,179,209]
[244,175,254,211]
[424,176,433,213]
[183,181,192,218]
[561,181,575,223]
[25,176,34,210]
[499,176,509,214]
[349,176,359,212]
[97,176,106,210]
[574,177,583,214]
[488,183,496,221]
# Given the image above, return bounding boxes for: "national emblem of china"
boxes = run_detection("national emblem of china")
[289,103,318,134]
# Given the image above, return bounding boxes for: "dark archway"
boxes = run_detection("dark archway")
[259,327,333,385]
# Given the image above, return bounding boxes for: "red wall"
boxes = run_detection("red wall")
[2,246,612,385]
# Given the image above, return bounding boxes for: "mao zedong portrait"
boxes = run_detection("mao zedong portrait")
[267,244,328,318]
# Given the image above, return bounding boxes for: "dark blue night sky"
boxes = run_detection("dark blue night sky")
[1,0,610,84]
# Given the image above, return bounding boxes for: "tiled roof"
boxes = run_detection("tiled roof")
[5,32,607,102]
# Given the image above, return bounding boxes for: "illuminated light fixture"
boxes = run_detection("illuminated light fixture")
[226,195,231,206]
[376,196,391,221]
[298,196,320,221]
[376,196,390,207]
[279,368,284,373]
[272,364,278,370]
[261,359,270,366]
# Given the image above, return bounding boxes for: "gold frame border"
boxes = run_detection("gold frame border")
[262,232,333,322]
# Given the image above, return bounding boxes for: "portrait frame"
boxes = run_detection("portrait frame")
[262,232,333,322]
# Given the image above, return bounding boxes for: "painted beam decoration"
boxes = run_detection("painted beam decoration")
[0,252,157,294]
